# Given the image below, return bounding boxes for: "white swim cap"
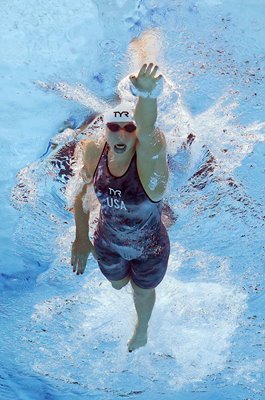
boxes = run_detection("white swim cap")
[103,102,135,124]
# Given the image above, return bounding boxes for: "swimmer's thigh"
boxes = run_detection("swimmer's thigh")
[130,234,170,289]
[93,237,131,282]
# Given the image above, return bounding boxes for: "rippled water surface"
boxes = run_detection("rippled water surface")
[0,0,265,399]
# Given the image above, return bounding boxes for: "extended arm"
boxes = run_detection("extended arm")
[130,63,168,201]
[134,97,157,132]
[130,63,164,148]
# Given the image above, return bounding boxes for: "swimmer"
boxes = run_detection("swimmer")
[71,63,170,352]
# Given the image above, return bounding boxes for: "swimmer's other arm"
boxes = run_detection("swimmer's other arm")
[71,141,98,275]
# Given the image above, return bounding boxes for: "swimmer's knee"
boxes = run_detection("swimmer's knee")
[130,279,155,295]
[110,275,130,290]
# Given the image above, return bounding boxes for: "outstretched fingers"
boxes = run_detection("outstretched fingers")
[145,63,154,75]
[150,65,159,77]
[155,74,163,82]
[138,63,148,77]
[143,63,162,80]
[134,63,162,80]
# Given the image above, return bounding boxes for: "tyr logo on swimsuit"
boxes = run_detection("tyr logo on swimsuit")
[108,188,121,197]
[106,187,128,211]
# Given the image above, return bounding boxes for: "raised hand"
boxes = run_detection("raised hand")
[129,63,163,94]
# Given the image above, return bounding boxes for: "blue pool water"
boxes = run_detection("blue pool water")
[0,1,264,399]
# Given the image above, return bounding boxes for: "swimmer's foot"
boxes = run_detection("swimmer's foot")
[127,323,148,352]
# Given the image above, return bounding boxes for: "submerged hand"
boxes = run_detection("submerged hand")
[129,63,163,93]
[71,238,98,275]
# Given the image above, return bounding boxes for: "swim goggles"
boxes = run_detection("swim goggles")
[106,122,137,133]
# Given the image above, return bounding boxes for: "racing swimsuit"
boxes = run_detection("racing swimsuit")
[93,142,170,289]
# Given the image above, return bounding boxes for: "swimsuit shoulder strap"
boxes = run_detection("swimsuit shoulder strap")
[93,142,108,179]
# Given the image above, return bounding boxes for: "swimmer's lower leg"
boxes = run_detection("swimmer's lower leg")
[128,279,156,352]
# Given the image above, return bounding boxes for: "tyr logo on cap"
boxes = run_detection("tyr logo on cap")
[104,103,135,123]
[113,111,129,118]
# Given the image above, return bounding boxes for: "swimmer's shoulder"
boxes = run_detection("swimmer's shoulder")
[80,137,106,178]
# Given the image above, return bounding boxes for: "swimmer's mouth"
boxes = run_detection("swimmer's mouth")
[114,144,127,153]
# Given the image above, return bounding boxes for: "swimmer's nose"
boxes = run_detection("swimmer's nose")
[119,131,127,140]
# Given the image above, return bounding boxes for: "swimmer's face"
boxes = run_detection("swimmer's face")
[105,122,137,154]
